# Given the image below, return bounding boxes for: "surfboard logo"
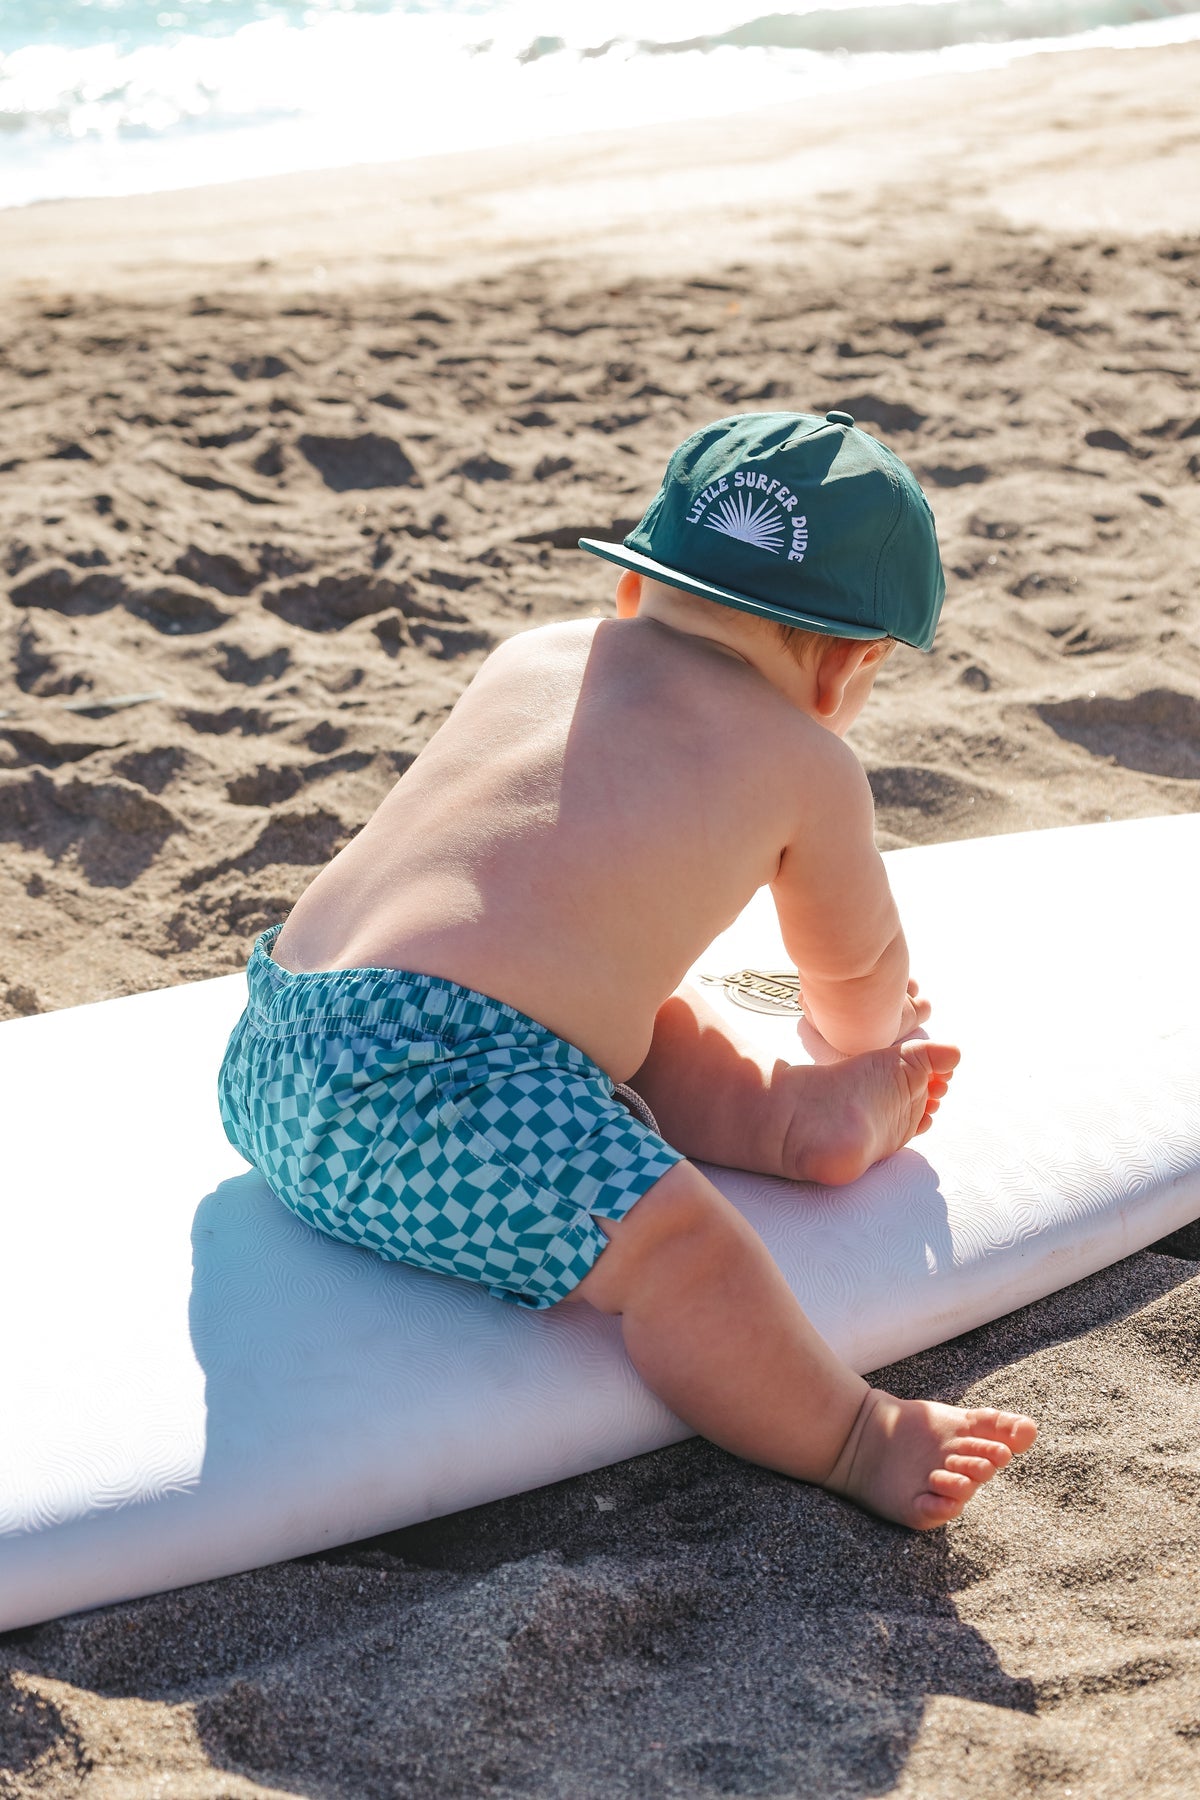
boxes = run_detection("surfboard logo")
[699,968,803,1015]
[685,468,809,562]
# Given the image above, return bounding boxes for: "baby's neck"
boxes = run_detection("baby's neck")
[630,598,819,718]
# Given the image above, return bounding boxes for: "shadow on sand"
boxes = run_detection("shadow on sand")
[2,1183,1192,1798]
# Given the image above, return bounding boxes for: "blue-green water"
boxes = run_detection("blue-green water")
[3,0,1199,208]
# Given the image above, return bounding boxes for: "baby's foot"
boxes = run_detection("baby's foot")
[826,1390,1038,1530]
[782,1040,960,1187]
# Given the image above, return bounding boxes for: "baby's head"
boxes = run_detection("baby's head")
[580,408,944,658]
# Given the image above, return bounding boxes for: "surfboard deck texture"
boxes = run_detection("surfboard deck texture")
[2,815,1198,1630]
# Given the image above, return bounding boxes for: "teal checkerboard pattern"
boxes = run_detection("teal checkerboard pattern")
[218,928,683,1309]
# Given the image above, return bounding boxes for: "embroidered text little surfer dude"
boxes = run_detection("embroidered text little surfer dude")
[686,469,810,562]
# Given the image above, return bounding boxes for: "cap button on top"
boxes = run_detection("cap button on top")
[826,409,855,427]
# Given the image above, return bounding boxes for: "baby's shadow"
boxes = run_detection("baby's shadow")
[272,1431,1038,1798]
[182,1166,1030,1800]
[187,1167,560,1524]
[185,1163,682,1592]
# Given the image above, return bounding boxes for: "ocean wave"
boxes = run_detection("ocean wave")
[637,0,1200,58]
[2,0,1199,207]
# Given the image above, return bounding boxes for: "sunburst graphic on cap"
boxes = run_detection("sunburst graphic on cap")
[703,489,786,553]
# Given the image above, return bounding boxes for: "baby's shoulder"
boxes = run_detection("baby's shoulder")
[476,617,597,683]
[489,617,598,659]
[749,697,874,825]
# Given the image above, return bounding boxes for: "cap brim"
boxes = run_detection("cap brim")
[578,538,887,643]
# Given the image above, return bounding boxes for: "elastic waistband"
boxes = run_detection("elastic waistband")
[243,925,599,1070]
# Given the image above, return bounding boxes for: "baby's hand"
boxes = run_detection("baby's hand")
[797,976,933,1059]
[896,978,932,1041]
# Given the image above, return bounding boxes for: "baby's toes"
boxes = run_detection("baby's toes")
[1001,1413,1038,1452]
[971,1409,1038,1452]
[926,1467,979,1502]
[897,1043,959,1126]
[944,1452,1002,1484]
[913,1492,966,1528]
[954,1435,1014,1469]
[915,1090,946,1133]
[898,1045,940,1119]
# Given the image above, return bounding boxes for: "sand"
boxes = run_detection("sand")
[1,38,1199,1798]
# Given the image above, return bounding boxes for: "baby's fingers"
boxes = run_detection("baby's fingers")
[905,978,932,1025]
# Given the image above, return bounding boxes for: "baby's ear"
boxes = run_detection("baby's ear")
[615,570,642,617]
[816,634,872,673]
[812,635,879,717]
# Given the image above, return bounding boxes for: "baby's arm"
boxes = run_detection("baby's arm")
[771,741,916,1056]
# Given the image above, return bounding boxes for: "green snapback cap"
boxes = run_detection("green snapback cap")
[579,410,945,651]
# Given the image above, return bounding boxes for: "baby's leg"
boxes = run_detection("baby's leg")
[628,984,959,1186]
[568,1162,1036,1530]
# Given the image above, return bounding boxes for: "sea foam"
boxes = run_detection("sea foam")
[2,0,1199,208]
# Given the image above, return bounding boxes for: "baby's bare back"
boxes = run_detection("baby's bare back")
[275,617,853,1079]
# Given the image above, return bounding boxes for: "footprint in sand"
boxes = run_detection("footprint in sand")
[829,393,928,434]
[173,546,259,596]
[0,725,110,769]
[253,442,287,479]
[112,745,188,794]
[182,705,277,737]
[1037,691,1200,781]
[453,454,514,482]
[297,433,420,492]
[226,765,307,808]
[187,807,347,886]
[261,574,418,632]
[867,763,996,839]
[915,462,989,488]
[9,565,229,634]
[1084,428,1149,457]
[212,642,292,686]
[0,769,179,886]
[225,755,373,809]
[230,355,292,381]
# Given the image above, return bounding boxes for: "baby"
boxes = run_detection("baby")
[220,409,1036,1530]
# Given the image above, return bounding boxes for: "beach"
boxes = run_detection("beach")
[1,37,1199,1797]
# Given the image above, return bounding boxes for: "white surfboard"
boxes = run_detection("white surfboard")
[2,815,1198,1631]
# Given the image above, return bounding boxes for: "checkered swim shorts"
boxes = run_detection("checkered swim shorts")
[217,926,684,1309]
